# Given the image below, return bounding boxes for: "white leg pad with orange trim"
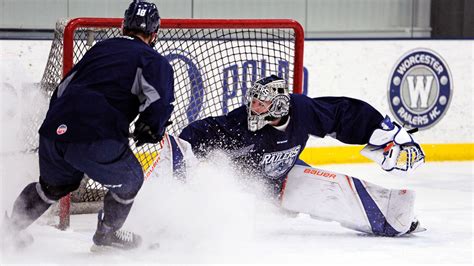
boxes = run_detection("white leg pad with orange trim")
[280,164,416,236]
[148,134,199,180]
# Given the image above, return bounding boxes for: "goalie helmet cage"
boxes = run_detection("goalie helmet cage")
[41,17,304,230]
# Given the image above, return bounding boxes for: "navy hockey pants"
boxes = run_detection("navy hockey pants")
[38,136,144,200]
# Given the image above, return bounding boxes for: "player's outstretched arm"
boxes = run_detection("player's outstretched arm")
[304,96,385,144]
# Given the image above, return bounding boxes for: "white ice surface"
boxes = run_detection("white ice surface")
[0,157,472,265]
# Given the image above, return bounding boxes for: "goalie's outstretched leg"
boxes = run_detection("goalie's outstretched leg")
[280,164,422,236]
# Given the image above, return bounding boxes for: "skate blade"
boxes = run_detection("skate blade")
[411,226,427,234]
[90,244,121,253]
[90,242,145,253]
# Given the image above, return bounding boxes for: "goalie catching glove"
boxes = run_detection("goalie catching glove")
[361,116,425,174]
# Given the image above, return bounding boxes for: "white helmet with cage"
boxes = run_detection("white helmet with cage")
[246,75,290,131]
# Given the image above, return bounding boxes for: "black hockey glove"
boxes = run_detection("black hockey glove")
[133,120,160,147]
[132,120,172,147]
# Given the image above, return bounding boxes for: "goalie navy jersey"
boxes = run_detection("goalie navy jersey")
[39,36,175,142]
[179,94,384,193]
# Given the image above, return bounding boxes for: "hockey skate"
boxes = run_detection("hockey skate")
[406,219,427,234]
[1,212,34,250]
[91,210,142,252]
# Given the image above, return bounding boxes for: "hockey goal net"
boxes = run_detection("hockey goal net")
[39,18,304,229]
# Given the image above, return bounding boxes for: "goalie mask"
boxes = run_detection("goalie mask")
[246,75,290,132]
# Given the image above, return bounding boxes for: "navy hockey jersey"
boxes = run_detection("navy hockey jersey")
[39,36,175,142]
[179,94,384,193]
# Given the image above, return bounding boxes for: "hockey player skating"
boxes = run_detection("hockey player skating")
[2,0,174,251]
[175,75,425,236]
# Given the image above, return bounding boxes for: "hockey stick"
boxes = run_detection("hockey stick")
[130,133,169,179]
[0,147,39,157]
[1,133,166,179]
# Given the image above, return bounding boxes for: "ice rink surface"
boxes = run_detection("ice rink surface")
[0,156,472,265]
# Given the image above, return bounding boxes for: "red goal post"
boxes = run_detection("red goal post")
[41,18,305,229]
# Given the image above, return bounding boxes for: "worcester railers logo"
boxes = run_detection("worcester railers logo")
[388,49,452,129]
[260,145,301,179]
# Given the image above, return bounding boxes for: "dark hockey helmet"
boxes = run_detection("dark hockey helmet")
[246,75,290,131]
[124,0,161,35]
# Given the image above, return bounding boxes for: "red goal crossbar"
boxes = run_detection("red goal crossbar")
[63,18,304,92]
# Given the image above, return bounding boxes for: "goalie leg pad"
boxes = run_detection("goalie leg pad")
[351,178,415,236]
[149,134,198,180]
[168,134,186,180]
[280,164,416,236]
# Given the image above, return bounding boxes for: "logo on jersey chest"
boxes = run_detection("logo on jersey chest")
[56,124,67,135]
[388,49,452,129]
[260,145,301,179]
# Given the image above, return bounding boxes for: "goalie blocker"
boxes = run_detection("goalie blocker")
[155,134,422,237]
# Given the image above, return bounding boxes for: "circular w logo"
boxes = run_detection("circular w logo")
[388,49,452,130]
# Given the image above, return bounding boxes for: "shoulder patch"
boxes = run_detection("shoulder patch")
[56,124,68,135]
